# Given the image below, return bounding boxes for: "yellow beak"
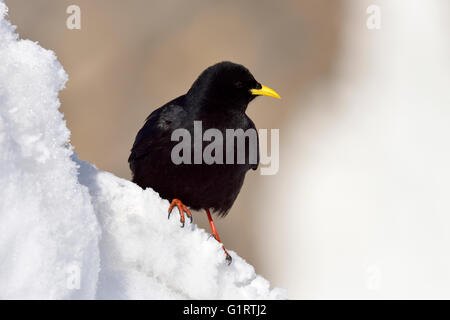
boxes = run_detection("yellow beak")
[250,84,281,99]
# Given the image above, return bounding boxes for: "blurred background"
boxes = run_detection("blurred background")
[6,0,450,298]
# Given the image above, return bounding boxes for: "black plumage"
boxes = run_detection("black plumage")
[129,61,278,217]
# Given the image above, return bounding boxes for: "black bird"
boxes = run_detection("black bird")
[129,61,280,263]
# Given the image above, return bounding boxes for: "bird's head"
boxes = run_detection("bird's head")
[187,61,280,111]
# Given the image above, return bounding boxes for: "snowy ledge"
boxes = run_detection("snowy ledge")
[0,1,285,299]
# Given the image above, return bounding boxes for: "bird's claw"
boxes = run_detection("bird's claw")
[208,233,216,241]
[208,232,232,265]
[168,198,193,227]
[225,253,232,265]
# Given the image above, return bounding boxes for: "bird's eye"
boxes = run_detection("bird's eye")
[234,81,244,89]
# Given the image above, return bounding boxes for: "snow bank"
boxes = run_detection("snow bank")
[76,158,284,299]
[0,2,100,299]
[0,1,285,299]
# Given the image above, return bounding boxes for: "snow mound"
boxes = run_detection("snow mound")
[0,2,100,299]
[0,1,285,299]
[76,158,284,299]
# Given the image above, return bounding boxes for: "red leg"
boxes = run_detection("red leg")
[168,199,192,227]
[206,209,232,264]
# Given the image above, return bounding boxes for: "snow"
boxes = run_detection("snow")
[0,1,285,300]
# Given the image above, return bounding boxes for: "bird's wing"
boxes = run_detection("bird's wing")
[128,95,187,165]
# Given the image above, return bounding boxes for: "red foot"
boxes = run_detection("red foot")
[206,209,232,265]
[168,199,193,228]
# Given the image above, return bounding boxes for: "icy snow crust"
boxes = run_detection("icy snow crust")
[0,1,285,299]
